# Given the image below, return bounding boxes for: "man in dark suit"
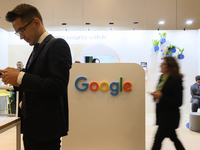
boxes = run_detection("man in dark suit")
[0,4,72,150]
[190,75,200,112]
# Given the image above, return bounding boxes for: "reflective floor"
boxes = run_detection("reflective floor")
[0,114,199,150]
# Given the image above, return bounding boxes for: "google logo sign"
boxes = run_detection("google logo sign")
[75,76,132,96]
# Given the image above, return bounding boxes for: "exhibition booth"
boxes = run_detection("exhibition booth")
[0,28,200,149]
[1,29,199,114]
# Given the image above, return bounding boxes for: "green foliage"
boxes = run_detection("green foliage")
[167,44,176,50]
[153,39,160,46]
[159,32,166,38]
[6,89,15,105]
[177,47,184,54]
[166,50,172,55]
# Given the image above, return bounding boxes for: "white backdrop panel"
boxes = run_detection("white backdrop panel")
[62,63,145,150]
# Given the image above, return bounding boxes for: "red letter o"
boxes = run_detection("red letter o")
[90,82,99,91]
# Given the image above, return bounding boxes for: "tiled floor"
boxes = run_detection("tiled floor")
[0,114,199,150]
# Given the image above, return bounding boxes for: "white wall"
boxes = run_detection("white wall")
[0,28,8,69]
[5,30,200,114]
[0,28,8,113]
[7,32,32,68]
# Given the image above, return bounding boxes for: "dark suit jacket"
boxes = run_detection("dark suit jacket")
[190,83,200,103]
[20,34,72,142]
[155,74,183,129]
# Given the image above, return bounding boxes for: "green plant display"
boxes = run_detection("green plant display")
[165,44,176,56]
[153,39,160,46]
[177,47,185,59]
[167,44,176,50]
[166,50,172,55]
[177,47,184,55]
[152,32,185,59]
[159,32,166,38]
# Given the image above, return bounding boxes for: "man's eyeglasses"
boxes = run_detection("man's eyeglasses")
[15,19,34,36]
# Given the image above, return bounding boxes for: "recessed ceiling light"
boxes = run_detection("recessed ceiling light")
[159,21,165,25]
[186,20,193,25]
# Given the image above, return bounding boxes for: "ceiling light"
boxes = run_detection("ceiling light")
[62,23,67,31]
[158,21,165,31]
[109,22,114,30]
[184,20,193,31]
[133,22,139,30]
[159,21,165,25]
[85,23,90,31]
[186,20,193,25]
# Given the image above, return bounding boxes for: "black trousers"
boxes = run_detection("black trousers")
[22,118,61,150]
[151,126,185,150]
[23,135,61,150]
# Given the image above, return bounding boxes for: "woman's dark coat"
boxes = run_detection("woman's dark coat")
[156,74,183,129]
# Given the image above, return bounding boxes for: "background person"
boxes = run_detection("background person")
[0,3,72,150]
[16,61,25,72]
[150,57,185,150]
[190,75,200,112]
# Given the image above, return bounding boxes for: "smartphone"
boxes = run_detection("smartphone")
[0,73,3,76]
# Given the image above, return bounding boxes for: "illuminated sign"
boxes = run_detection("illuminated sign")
[75,76,132,96]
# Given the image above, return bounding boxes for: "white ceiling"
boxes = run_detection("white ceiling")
[0,0,200,31]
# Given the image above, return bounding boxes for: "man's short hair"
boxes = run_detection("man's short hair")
[17,61,23,65]
[195,75,200,81]
[5,3,43,24]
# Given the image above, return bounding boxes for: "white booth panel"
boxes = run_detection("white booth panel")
[63,63,145,150]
